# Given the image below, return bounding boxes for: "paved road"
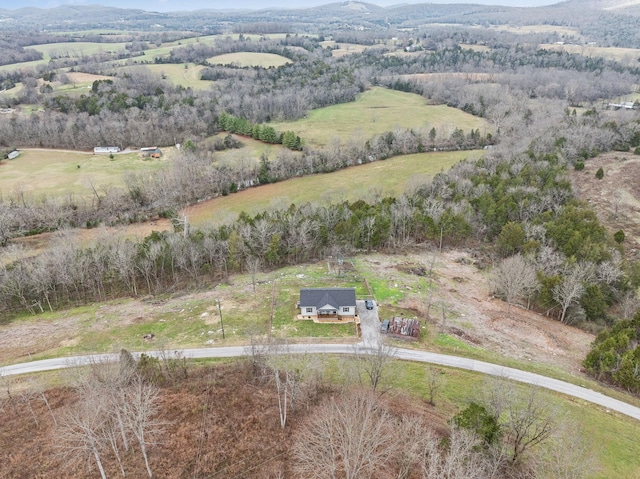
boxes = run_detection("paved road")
[2,344,640,422]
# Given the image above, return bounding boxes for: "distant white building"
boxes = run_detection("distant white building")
[7,150,19,160]
[93,146,120,154]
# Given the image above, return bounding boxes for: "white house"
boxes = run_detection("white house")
[299,288,357,322]
[93,146,120,154]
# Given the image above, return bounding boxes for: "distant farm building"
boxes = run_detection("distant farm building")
[383,317,421,340]
[607,102,638,110]
[140,146,162,158]
[7,150,19,160]
[93,146,120,154]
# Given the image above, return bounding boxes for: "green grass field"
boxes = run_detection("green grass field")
[27,41,130,59]
[269,87,491,149]
[0,149,169,198]
[397,362,640,479]
[184,149,481,226]
[207,52,292,68]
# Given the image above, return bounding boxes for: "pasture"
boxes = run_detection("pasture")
[183,149,481,225]
[0,149,169,198]
[116,63,209,89]
[269,86,491,148]
[26,41,130,60]
[212,134,285,165]
[540,43,640,66]
[320,41,372,57]
[206,52,292,68]
[490,24,581,36]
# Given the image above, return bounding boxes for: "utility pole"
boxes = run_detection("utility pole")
[217,299,225,339]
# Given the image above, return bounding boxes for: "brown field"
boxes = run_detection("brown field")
[404,72,497,83]
[540,43,640,66]
[64,72,112,83]
[569,152,640,263]
[490,24,581,36]
[320,41,377,57]
[459,43,491,52]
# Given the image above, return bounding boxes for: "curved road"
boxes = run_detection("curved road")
[2,343,639,421]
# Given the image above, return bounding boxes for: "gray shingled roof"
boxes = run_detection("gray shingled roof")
[300,288,356,309]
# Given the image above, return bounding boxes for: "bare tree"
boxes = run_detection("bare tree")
[553,265,587,324]
[121,376,163,478]
[26,376,57,425]
[502,386,556,464]
[491,254,538,315]
[57,395,109,479]
[0,369,14,413]
[619,290,640,320]
[352,340,397,392]
[266,343,313,429]
[292,390,395,479]
[425,366,445,406]
[245,255,262,293]
[536,422,600,479]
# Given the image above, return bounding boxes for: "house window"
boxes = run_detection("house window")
[342,307,350,312]
[306,307,313,313]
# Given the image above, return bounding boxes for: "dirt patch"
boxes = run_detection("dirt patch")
[569,153,640,262]
[64,72,112,83]
[366,251,594,375]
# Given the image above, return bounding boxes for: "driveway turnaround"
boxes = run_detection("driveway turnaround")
[2,343,640,422]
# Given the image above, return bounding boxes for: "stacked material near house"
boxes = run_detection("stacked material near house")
[387,316,420,339]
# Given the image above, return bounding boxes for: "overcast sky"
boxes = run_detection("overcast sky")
[2,0,562,11]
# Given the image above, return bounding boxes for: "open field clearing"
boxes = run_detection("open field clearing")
[0,82,23,97]
[212,133,285,164]
[540,43,640,66]
[570,152,640,263]
[270,87,491,148]
[116,63,209,89]
[489,24,581,36]
[26,41,129,60]
[459,43,491,52]
[0,58,49,73]
[0,149,169,198]
[183,150,481,225]
[207,52,292,68]
[7,148,477,253]
[404,72,497,83]
[320,41,372,57]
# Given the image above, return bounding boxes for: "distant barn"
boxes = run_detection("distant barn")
[140,146,162,158]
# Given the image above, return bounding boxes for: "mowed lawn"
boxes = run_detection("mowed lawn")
[0,149,169,198]
[207,52,292,68]
[184,150,482,225]
[269,87,491,149]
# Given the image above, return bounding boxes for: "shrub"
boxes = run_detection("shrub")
[595,167,604,179]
